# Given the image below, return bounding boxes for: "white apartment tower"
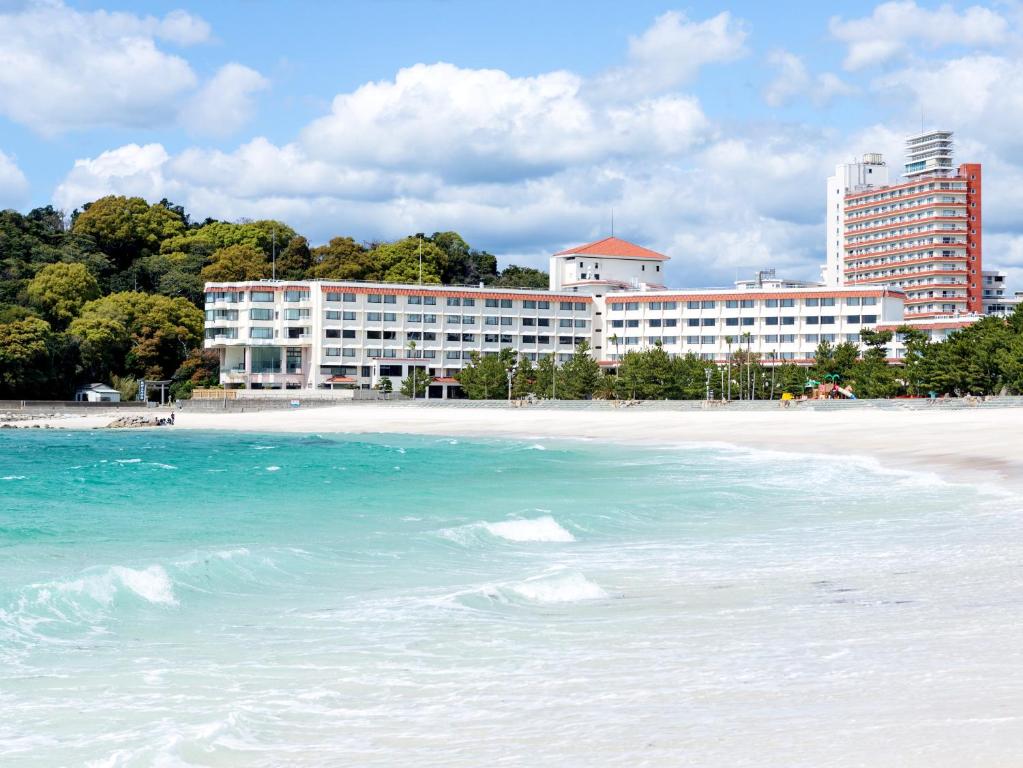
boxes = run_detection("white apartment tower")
[904,130,954,179]
[824,152,889,286]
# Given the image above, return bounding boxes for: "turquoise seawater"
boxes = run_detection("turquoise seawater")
[2,430,1023,767]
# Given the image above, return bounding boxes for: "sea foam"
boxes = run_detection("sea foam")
[484,516,575,542]
[53,565,177,606]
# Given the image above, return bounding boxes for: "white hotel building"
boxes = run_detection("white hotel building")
[204,237,906,396]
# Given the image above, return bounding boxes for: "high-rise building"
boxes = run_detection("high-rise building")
[824,131,983,317]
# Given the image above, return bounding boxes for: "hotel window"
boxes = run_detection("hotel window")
[846,297,861,306]
[804,297,819,307]
[368,330,383,340]
[486,299,500,308]
[726,300,739,308]
[423,296,436,305]
[649,301,662,310]
[383,295,397,304]
[484,333,499,343]
[325,292,345,302]
[662,302,677,310]
[779,299,794,307]
[663,318,677,327]
[574,302,587,310]
[740,299,755,308]
[537,301,550,309]
[804,334,819,343]
[702,319,715,327]
[284,308,310,320]
[462,316,477,325]
[485,317,499,326]
[625,302,639,310]
[649,319,662,327]
[610,320,623,328]
[408,314,423,323]
[820,297,836,306]
[701,301,716,309]
[821,333,837,342]
[574,319,587,328]
[779,334,796,343]
[806,316,819,325]
[701,336,715,344]
[250,327,274,339]
[343,293,356,302]
[862,314,877,323]
[368,294,383,303]
[501,334,513,344]
[463,298,476,307]
[687,301,700,309]
[523,335,536,343]
[537,336,551,344]
[741,318,754,326]
[326,329,341,339]
[537,318,550,327]
[342,330,355,339]
[523,300,537,309]
[861,297,877,306]
[624,337,640,345]
[663,336,678,345]
[444,351,461,360]
[559,319,573,327]
[765,317,779,326]
[250,308,273,320]
[408,295,423,305]
[423,314,438,323]
[325,347,341,357]
[523,318,537,326]
[687,318,700,327]
[560,301,573,310]
[686,335,700,344]
[343,311,356,321]
[764,334,779,344]
[251,291,274,302]
[626,319,639,328]
[820,316,835,325]
[501,317,514,326]
[284,290,308,302]
[847,333,860,343]
[846,315,861,324]
[781,317,795,326]
[367,312,382,321]
[446,315,460,325]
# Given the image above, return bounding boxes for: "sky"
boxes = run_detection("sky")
[2,0,1023,289]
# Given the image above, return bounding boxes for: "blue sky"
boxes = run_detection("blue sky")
[2,0,1022,288]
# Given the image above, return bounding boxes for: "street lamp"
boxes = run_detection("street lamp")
[507,362,517,405]
[704,367,712,401]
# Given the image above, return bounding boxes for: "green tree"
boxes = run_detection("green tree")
[852,329,897,398]
[307,237,369,280]
[491,265,549,289]
[276,236,312,280]
[558,341,602,399]
[376,376,393,394]
[533,354,561,399]
[26,262,101,328]
[401,366,431,398]
[0,317,52,396]
[511,354,536,397]
[72,196,186,270]
[170,348,221,400]
[456,349,515,399]
[69,292,203,380]
[200,244,269,283]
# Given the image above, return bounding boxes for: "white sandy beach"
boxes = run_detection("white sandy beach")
[14,405,1023,491]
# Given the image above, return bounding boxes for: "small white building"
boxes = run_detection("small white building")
[549,237,668,292]
[74,383,121,402]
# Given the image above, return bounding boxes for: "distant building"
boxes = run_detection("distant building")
[74,383,121,402]
[981,270,1022,316]
[548,236,668,292]
[824,130,983,318]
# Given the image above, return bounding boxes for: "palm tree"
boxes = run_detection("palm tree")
[407,340,418,399]
[724,335,733,400]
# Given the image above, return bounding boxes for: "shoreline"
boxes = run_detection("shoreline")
[8,405,1023,494]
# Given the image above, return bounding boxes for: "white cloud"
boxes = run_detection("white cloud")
[763,51,854,108]
[595,11,748,98]
[54,143,174,210]
[0,2,263,137]
[180,63,270,138]
[0,149,29,209]
[830,1,1008,70]
[301,62,710,183]
[0,1,208,134]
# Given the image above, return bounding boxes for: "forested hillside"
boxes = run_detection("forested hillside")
[0,196,548,399]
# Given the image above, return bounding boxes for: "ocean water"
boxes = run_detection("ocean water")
[2,430,1023,767]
